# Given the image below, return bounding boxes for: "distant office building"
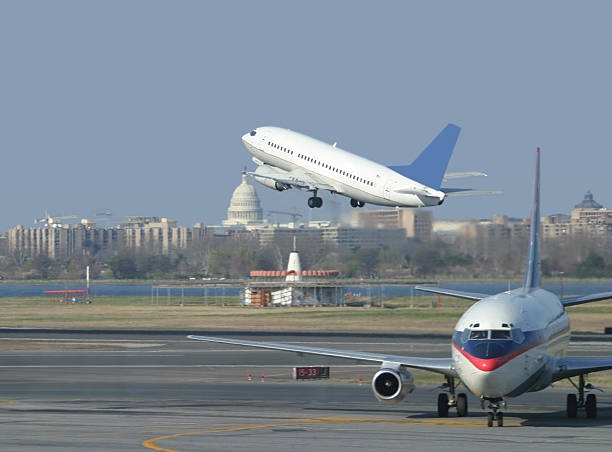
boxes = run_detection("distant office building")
[541,214,571,239]
[7,218,209,259]
[351,208,432,241]
[8,221,120,260]
[455,215,529,258]
[222,173,266,227]
[256,224,406,249]
[257,226,324,248]
[120,218,208,254]
[569,191,611,236]
[321,225,407,248]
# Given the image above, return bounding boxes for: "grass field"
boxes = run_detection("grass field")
[0,295,611,333]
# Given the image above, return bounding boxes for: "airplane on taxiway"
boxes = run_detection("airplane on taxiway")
[241,124,498,209]
[190,148,612,427]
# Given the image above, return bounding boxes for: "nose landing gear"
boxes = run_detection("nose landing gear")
[567,374,600,418]
[484,398,506,427]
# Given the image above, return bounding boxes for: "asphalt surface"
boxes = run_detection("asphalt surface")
[0,330,611,451]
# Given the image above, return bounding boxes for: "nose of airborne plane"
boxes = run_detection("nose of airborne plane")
[243,129,258,144]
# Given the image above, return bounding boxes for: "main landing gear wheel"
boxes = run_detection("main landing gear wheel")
[307,196,323,208]
[350,199,365,208]
[437,393,449,417]
[586,394,597,418]
[456,393,468,417]
[497,411,503,427]
[487,412,493,427]
[567,393,578,418]
[567,373,598,419]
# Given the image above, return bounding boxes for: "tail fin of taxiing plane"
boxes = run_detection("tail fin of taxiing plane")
[523,148,542,292]
[387,123,461,190]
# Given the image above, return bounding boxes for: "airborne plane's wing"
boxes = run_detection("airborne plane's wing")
[248,166,337,192]
[552,357,612,381]
[188,335,456,377]
[559,292,612,307]
[441,188,504,197]
[415,286,488,301]
[443,171,488,181]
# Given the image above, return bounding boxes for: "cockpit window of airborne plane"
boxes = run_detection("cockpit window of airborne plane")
[250,130,256,136]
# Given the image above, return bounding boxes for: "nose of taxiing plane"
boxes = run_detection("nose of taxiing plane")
[464,369,506,398]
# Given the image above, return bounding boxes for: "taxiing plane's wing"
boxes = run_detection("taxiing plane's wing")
[415,286,488,301]
[552,357,612,381]
[188,335,456,377]
[559,292,612,307]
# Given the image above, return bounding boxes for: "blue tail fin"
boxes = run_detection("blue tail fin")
[387,123,461,189]
[523,148,542,292]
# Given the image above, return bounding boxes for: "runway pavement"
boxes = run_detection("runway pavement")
[0,330,611,451]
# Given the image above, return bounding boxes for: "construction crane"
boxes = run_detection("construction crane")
[267,209,303,223]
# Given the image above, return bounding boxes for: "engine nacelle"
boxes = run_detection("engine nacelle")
[253,176,290,192]
[371,367,415,403]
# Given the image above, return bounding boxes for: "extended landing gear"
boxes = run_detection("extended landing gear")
[307,190,323,208]
[436,376,468,418]
[350,198,365,208]
[484,399,505,427]
[567,374,600,418]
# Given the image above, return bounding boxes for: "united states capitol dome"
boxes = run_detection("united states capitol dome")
[222,173,264,226]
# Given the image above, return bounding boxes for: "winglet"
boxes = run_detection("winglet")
[523,148,541,292]
[387,124,461,190]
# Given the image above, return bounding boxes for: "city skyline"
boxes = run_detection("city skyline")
[2,2,612,231]
[4,185,607,231]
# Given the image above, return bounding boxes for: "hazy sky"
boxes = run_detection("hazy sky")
[1,1,610,231]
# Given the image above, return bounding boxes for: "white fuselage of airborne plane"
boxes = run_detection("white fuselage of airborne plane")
[452,288,570,399]
[241,127,446,208]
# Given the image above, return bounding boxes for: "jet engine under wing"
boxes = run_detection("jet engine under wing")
[553,357,612,381]
[415,286,488,301]
[188,335,456,376]
[248,165,337,192]
[560,292,612,307]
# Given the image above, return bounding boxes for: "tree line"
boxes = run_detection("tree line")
[0,233,610,280]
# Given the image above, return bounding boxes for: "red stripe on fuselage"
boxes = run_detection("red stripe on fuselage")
[453,341,540,372]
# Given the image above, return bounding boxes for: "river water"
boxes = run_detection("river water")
[0,282,611,298]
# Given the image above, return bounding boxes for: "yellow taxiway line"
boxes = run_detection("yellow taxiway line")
[142,417,522,451]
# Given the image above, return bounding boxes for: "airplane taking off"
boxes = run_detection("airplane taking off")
[241,124,498,209]
[190,148,612,427]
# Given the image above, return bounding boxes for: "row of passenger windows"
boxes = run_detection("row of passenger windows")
[268,141,293,156]
[267,141,374,187]
[297,153,375,187]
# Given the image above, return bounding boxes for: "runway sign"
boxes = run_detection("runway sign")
[293,366,330,380]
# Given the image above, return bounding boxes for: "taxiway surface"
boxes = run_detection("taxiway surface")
[0,330,611,451]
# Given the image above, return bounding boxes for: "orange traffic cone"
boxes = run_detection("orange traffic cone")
[247,368,252,381]
[261,370,265,382]
[357,373,361,385]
